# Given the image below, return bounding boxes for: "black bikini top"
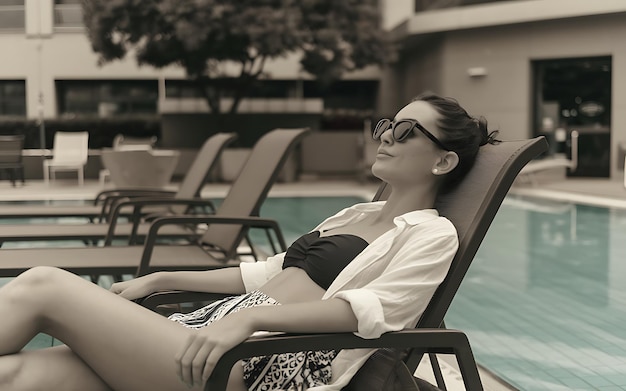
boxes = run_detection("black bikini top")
[282,231,369,290]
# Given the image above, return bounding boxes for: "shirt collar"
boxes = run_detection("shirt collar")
[347,201,440,226]
[394,208,439,226]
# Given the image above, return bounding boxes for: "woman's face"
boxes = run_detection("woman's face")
[371,100,444,185]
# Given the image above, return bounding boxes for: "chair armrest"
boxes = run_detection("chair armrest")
[136,215,287,276]
[104,198,217,245]
[95,191,177,222]
[206,328,482,391]
[94,189,176,204]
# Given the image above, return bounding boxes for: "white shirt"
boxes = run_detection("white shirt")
[239,201,458,390]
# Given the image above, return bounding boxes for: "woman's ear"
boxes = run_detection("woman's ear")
[432,151,459,175]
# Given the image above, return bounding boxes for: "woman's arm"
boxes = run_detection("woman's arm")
[110,268,246,300]
[176,298,358,387]
[112,251,287,301]
[247,297,358,333]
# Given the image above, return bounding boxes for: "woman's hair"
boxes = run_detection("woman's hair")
[412,91,500,194]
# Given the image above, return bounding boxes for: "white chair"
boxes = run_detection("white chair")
[43,131,89,186]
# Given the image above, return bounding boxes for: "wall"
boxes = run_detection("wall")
[396,36,445,109]
[160,113,322,149]
[22,151,103,180]
[300,131,364,177]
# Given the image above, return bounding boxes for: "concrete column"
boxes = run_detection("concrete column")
[25,0,53,37]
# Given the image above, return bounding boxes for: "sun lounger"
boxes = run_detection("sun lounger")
[0,133,237,246]
[0,132,236,222]
[0,128,311,279]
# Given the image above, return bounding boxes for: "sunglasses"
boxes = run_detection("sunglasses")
[372,118,450,151]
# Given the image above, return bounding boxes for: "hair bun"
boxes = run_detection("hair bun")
[476,116,500,146]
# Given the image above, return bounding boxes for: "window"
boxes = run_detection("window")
[54,0,82,28]
[0,0,24,31]
[0,80,26,116]
[165,80,205,99]
[56,80,158,117]
[533,57,611,130]
[303,80,378,110]
[165,79,299,99]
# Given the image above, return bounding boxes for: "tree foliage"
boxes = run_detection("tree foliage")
[81,0,391,113]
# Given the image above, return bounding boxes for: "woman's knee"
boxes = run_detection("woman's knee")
[19,266,68,287]
[4,267,68,303]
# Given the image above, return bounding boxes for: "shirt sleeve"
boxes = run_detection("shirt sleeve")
[239,252,286,292]
[332,229,458,339]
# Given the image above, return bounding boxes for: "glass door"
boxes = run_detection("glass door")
[532,56,612,177]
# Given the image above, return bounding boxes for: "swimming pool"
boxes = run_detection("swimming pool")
[2,194,625,390]
[446,195,626,391]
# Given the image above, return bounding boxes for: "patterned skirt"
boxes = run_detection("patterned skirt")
[168,290,337,390]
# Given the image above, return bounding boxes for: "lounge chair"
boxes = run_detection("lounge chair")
[0,133,237,225]
[141,136,548,391]
[0,128,311,279]
[517,130,578,185]
[0,132,237,245]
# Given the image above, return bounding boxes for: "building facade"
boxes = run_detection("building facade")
[0,0,379,147]
[2,0,626,178]
[382,0,626,178]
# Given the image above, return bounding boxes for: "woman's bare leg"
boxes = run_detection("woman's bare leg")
[0,266,247,391]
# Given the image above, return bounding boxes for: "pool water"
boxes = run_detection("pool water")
[254,195,367,245]
[446,195,626,390]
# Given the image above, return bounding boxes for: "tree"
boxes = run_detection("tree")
[81,0,391,114]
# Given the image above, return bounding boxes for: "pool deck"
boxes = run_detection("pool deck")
[1,174,624,391]
[0,178,380,202]
[1,173,624,206]
[510,172,626,209]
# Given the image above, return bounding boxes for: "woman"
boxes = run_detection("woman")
[0,92,497,391]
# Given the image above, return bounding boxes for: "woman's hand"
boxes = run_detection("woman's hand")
[109,273,161,300]
[175,311,255,388]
